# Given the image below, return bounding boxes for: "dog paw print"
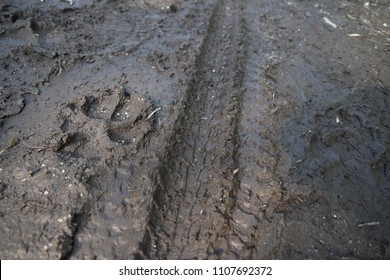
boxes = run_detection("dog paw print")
[50,87,156,159]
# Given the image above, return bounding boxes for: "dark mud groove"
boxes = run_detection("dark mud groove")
[60,200,92,260]
[140,0,247,259]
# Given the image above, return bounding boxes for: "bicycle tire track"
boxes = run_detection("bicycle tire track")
[139,0,248,259]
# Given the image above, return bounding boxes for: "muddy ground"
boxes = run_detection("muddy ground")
[0,0,389,259]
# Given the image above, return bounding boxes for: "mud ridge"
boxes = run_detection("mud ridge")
[139,0,248,259]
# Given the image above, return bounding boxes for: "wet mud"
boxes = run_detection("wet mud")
[0,0,389,259]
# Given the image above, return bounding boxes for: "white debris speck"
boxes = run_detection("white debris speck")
[384,23,388,27]
[44,191,49,195]
[336,116,340,123]
[358,221,380,227]
[62,169,65,174]
[212,69,216,73]
[323,17,337,28]
[348,33,361,37]
[364,2,370,8]
[57,218,63,223]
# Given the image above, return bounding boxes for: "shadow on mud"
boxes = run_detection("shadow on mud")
[275,66,390,258]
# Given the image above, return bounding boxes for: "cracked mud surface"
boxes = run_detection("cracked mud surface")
[1,0,389,259]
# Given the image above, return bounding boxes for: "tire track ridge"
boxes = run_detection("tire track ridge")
[209,2,249,259]
[138,0,247,259]
[137,0,223,259]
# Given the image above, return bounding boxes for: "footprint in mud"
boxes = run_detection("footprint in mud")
[52,86,156,158]
[80,89,155,145]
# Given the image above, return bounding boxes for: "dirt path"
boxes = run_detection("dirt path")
[1,0,389,259]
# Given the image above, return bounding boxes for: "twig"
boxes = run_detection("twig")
[358,222,380,227]
[146,107,161,120]
[375,78,389,95]
[265,73,277,83]
[292,193,304,203]
[343,137,364,156]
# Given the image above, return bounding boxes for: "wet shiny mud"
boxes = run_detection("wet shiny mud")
[0,0,389,259]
